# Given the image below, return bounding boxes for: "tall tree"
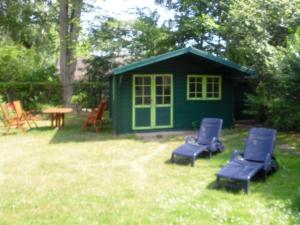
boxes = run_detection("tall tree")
[59,0,83,105]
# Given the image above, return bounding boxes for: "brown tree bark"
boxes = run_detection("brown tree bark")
[59,0,83,106]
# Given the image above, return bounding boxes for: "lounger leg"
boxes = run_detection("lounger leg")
[244,180,250,194]
[216,176,221,189]
[171,154,175,163]
[191,156,195,167]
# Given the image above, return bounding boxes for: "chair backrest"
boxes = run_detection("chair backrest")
[96,99,107,120]
[12,101,23,119]
[197,118,223,145]
[244,128,277,162]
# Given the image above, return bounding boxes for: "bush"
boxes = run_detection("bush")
[71,92,88,113]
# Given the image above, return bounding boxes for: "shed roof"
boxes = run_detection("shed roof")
[110,46,255,76]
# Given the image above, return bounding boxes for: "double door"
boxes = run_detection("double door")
[132,74,173,130]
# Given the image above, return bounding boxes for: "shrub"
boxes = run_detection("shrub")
[71,92,88,113]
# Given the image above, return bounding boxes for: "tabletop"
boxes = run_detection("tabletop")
[43,108,73,114]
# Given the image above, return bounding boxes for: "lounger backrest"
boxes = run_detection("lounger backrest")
[244,128,276,162]
[197,118,223,145]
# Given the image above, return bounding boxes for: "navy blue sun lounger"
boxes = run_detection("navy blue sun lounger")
[217,128,279,193]
[171,118,225,167]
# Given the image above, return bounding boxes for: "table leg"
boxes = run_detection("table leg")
[55,113,59,127]
[62,114,65,127]
[51,114,54,128]
[58,113,62,129]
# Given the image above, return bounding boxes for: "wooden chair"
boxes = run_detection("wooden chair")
[0,103,25,134]
[83,99,107,132]
[13,100,38,128]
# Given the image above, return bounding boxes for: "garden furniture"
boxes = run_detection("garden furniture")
[43,108,72,129]
[82,99,107,132]
[13,100,38,128]
[0,103,26,134]
[171,118,225,166]
[216,128,278,193]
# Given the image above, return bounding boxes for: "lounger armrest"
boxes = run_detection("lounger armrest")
[231,149,243,161]
[264,153,272,172]
[185,136,197,144]
[209,137,225,152]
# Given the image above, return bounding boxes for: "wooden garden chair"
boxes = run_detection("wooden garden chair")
[13,100,38,128]
[0,103,26,134]
[83,99,107,132]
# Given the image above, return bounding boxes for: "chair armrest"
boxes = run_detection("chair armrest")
[185,136,197,144]
[264,153,272,172]
[231,149,243,161]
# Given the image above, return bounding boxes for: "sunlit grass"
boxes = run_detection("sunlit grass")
[0,114,299,225]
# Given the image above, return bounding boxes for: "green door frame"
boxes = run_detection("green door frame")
[132,74,173,130]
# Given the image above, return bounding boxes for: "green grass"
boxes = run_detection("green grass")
[0,114,300,225]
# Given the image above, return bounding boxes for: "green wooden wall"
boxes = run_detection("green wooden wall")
[111,53,239,134]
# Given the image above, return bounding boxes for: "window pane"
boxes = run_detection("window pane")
[196,83,202,92]
[164,86,170,95]
[144,77,151,85]
[144,96,151,105]
[206,93,213,98]
[164,96,170,104]
[196,92,203,98]
[207,78,213,83]
[207,83,213,92]
[156,77,162,85]
[189,92,196,98]
[136,97,143,105]
[144,86,151,95]
[214,83,219,92]
[156,96,163,104]
[189,83,196,92]
[156,86,163,95]
[135,77,143,85]
[163,77,171,85]
[190,77,195,83]
[136,86,143,95]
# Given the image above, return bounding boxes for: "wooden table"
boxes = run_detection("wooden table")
[43,108,73,128]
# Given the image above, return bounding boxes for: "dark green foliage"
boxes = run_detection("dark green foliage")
[245,28,300,131]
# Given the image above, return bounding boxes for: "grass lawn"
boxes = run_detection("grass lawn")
[0,113,300,225]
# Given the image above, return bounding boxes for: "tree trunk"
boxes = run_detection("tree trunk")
[59,0,83,106]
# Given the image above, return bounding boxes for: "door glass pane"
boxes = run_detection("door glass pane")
[144,96,151,105]
[164,96,170,104]
[164,86,170,95]
[156,77,162,85]
[144,86,151,95]
[144,77,151,85]
[135,97,143,105]
[156,96,163,104]
[163,76,171,85]
[156,86,163,95]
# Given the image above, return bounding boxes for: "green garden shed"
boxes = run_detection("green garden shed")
[108,46,254,134]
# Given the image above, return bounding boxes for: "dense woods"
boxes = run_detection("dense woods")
[0,0,299,130]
